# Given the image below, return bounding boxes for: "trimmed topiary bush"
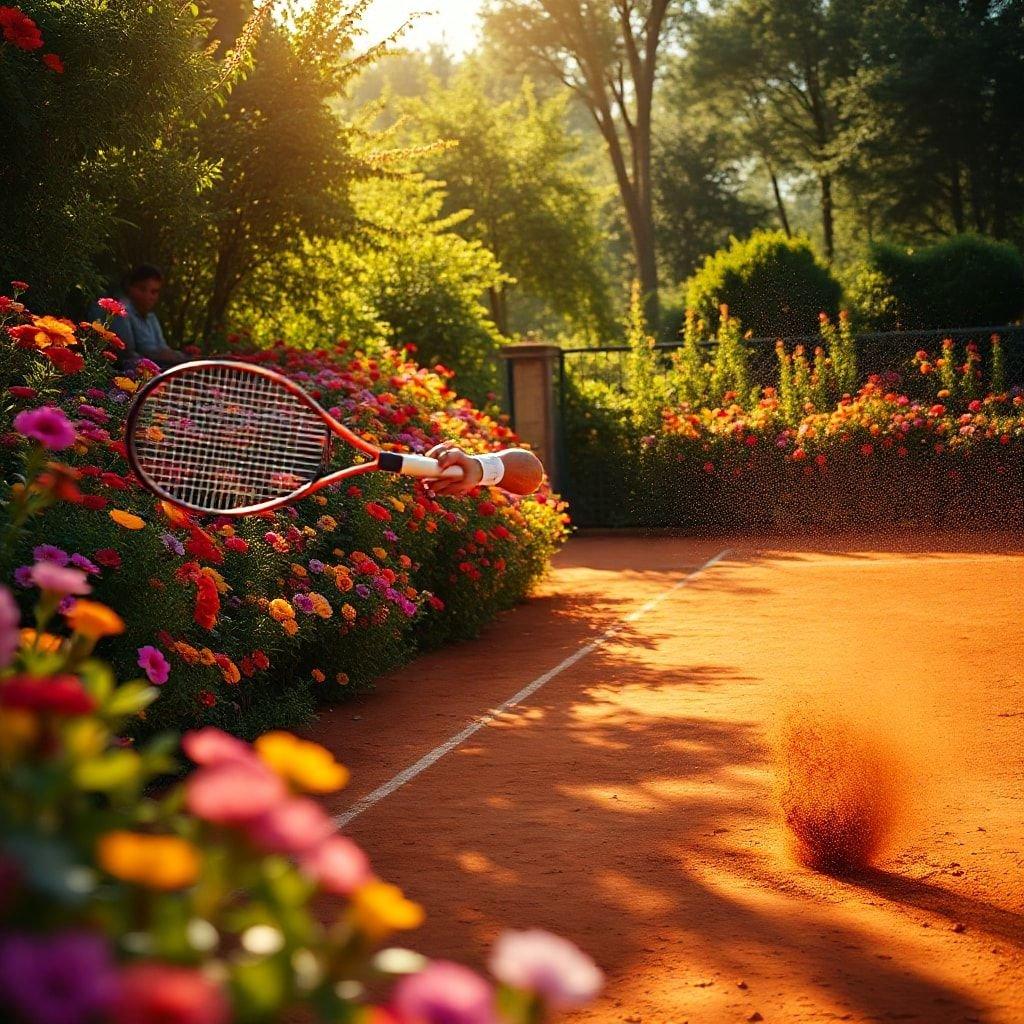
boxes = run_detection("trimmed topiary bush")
[862,234,1024,331]
[685,230,842,338]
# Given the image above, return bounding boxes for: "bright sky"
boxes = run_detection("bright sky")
[359,0,484,54]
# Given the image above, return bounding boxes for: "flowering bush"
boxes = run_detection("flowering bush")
[0,481,599,1023]
[566,305,1024,528]
[0,285,568,737]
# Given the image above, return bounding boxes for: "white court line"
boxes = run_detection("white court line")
[334,548,732,828]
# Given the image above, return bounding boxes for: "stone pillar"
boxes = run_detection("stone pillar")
[498,343,562,490]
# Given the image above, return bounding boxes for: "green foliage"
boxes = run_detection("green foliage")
[686,230,842,338]
[624,283,668,432]
[407,68,615,338]
[708,306,753,407]
[0,1,220,310]
[861,235,1024,331]
[236,176,509,403]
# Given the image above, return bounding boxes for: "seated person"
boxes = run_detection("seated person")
[98,264,189,370]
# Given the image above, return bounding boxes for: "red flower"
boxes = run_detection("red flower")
[252,650,270,671]
[41,52,63,73]
[224,536,249,554]
[477,500,496,516]
[1,675,95,716]
[81,495,108,510]
[43,346,84,373]
[110,962,230,1024]
[199,690,216,708]
[859,443,874,456]
[7,386,37,399]
[8,324,39,348]
[186,527,224,565]
[193,574,220,630]
[99,472,128,491]
[0,7,44,51]
[365,502,391,522]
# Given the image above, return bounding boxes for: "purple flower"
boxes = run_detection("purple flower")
[0,585,20,669]
[293,593,314,614]
[109,392,128,405]
[308,559,325,574]
[489,930,603,1010]
[33,545,69,567]
[77,404,109,424]
[69,554,99,575]
[355,584,370,600]
[30,562,91,596]
[137,645,170,685]
[57,596,76,615]
[85,388,106,401]
[385,587,400,603]
[0,931,117,1024]
[13,567,32,588]
[383,530,399,542]
[399,599,417,617]
[392,962,496,1024]
[13,407,76,450]
[160,532,186,557]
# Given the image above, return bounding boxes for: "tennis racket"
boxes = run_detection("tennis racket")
[125,360,463,517]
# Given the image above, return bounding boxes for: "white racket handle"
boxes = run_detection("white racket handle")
[377,452,464,480]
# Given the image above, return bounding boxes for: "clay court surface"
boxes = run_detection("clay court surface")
[310,530,1024,1024]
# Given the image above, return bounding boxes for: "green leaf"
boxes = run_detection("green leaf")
[231,955,291,1018]
[103,681,158,718]
[73,749,142,791]
[78,660,115,703]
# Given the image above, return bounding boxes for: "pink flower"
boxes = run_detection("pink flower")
[392,963,496,1024]
[300,836,372,895]
[0,586,19,669]
[182,727,255,767]
[185,761,286,826]
[137,646,170,685]
[97,297,126,318]
[489,930,603,1009]
[30,562,91,596]
[14,407,76,450]
[109,963,229,1024]
[245,797,335,855]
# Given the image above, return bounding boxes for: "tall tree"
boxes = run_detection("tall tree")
[483,0,678,325]
[407,67,614,337]
[687,0,855,263]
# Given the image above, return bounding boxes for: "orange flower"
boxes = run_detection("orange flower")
[256,731,350,793]
[341,603,357,622]
[66,600,125,638]
[26,315,78,349]
[97,832,200,890]
[20,629,62,653]
[109,509,145,530]
[268,598,295,622]
[281,619,299,637]
[113,377,138,393]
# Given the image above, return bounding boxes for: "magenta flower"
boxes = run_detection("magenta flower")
[185,760,286,826]
[33,544,69,566]
[489,930,603,1009]
[97,297,127,318]
[30,562,91,596]
[137,645,170,685]
[393,963,497,1024]
[69,554,99,575]
[300,835,371,895]
[13,406,76,450]
[293,593,315,614]
[245,797,335,855]
[0,585,20,669]
[0,931,117,1024]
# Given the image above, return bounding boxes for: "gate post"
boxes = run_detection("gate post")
[498,342,562,490]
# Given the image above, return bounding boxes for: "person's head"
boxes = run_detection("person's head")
[125,264,164,316]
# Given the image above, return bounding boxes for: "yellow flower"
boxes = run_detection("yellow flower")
[268,598,295,622]
[255,731,349,793]
[109,509,145,530]
[388,498,406,513]
[66,600,125,638]
[113,377,138,393]
[97,832,200,890]
[351,881,424,939]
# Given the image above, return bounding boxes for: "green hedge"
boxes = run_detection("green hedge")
[685,230,842,338]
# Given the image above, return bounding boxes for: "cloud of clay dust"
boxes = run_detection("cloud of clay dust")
[772,702,915,873]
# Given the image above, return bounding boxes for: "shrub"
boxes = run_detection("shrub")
[0,288,568,739]
[862,234,1024,330]
[685,230,842,338]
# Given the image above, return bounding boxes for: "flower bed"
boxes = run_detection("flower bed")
[565,310,1024,529]
[0,285,568,738]
[0,456,600,1024]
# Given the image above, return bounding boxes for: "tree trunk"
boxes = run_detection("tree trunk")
[950,165,966,233]
[488,285,509,336]
[768,162,791,236]
[820,173,835,263]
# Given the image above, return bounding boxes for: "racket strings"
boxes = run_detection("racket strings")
[131,364,331,512]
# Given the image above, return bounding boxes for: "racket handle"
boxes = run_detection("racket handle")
[377,452,464,480]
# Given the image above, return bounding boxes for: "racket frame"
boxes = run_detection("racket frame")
[125,359,461,517]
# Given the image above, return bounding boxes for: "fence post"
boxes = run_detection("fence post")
[498,342,562,491]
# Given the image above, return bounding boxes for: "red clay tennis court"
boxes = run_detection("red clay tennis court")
[310,529,1024,1024]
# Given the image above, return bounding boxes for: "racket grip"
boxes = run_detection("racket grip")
[377,452,464,480]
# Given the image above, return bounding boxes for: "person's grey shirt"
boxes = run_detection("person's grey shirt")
[100,297,168,360]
